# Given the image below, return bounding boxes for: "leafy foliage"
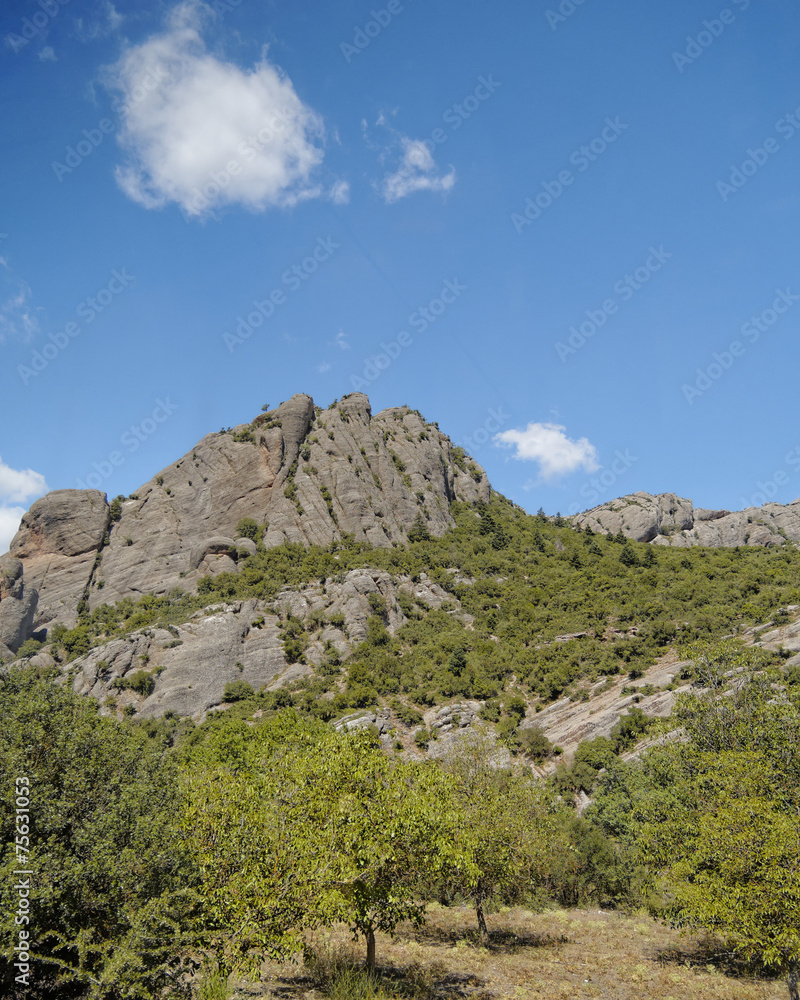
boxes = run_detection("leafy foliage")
[0,666,194,998]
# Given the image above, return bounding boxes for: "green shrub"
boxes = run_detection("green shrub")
[223,680,255,702]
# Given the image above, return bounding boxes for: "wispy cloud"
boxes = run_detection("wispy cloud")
[333,329,350,351]
[494,422,599,481]
[104,0,326,218]
[329,179,350,204]
[0,259,40,343]
[38,46,57,62]
[365,115,456,204]
[73,1,124,42]
[381,137,455,204]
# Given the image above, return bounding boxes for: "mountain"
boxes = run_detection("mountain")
[3,393,800,753]
[1,393,489,644]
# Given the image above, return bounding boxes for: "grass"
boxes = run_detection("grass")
[232,906,787,1000]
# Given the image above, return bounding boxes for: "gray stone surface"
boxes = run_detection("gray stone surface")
[574,491,800,548]
[68,567,463,720]
[8,490,108,630]
[0,581,38,655]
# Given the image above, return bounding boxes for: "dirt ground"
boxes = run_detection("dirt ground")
[238,905,788,1000]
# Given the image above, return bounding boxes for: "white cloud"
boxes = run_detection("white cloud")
[38,46,57,62]
[0,458,48,505]
[0,259,40,343]
[0,459,48,554]
[0,507,26,556]
[381,137,455,204]
[494,423,599,481]
[105,1,326,218]
[316,361,332,373]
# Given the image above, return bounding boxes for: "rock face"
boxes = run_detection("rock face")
[573,491,800,548]
[8,491,108,630]
[0,554,38,656]
[69,567,460,720]
[7,394,490,636]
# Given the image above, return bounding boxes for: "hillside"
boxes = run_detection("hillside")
[3,392,800,747]
[2,461,799,767]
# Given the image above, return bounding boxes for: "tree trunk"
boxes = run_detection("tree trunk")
[788,963,799,1000]
[475,894,489,942]
[366,927,376,970]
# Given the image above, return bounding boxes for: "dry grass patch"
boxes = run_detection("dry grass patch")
[238,906,786,1000]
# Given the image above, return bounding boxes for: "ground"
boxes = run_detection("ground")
[231,906,787,999]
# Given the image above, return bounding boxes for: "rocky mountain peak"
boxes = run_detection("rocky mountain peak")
[3,393,490,641]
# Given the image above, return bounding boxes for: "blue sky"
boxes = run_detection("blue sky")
[1,0,799,551]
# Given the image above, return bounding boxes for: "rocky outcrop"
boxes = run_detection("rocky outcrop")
[8,491,108,630]
[0,554,38,656]
[5,395,489,638]
[68,566,461,720]
[573,491,800,548]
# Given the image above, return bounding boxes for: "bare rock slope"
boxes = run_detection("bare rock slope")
[6,393,489,634]
[62,568,457,721]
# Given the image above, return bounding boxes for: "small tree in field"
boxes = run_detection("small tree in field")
[440,729,560,940]
[183,718,470,972]
[276,730,469,968]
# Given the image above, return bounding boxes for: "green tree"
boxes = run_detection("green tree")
[0,667,194,998]
[408,512,431,543]
[440,729,559,939]
[638,750,800,999]
[182,717,469,972]
[604,641,800,998]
